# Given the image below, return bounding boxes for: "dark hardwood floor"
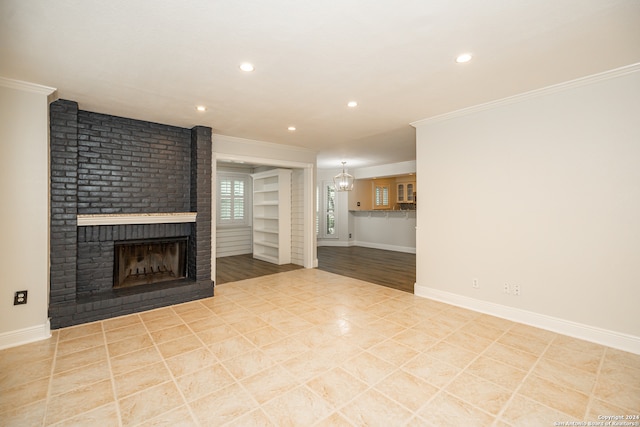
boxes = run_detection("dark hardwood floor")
[215,254,303,285]
[317,246,415,293]
[216,246,415,293]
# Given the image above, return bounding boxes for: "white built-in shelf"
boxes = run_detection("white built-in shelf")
[251,169,292,265]
[254,240,279,248]
[77,212,197,226]
[254,227,279,234]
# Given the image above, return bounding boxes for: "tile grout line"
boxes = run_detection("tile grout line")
[145,305,203,426]
[417,317,506,423]
[223,291,316,426]
[584,345,608,419]
[370,315,485,424]
[362,330,439,418]
[102,318,124,427]
[489,324,554,425]
[476,322,535,426]
[492,334,568,424]
[181,298,272,426]
[450,321,517,426]
[45,325,116,426]
[107,310,195,426]
[326,295,454,423]
[407,317,540,425]
[476,326,528,427]
[42,330,61,427]
[260,290,353,421]
[303,349,370,424]
[201,301,258,424]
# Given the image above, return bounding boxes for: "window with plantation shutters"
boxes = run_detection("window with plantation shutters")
[317,181,338,238]
[374,184,390,209]
[217,174,249,226]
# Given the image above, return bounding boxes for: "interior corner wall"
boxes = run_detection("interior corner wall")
[0,80,53,348]
[291,168,306,265]
[414,68,640,349]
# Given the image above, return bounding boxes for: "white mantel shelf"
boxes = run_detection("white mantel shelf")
[77,212,197,226]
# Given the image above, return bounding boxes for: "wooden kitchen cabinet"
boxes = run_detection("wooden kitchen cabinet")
[397,182,415,203]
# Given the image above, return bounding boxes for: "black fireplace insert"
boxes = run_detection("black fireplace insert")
[114,237,188,289]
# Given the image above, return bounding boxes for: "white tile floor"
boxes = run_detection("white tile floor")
[1,269,639,426]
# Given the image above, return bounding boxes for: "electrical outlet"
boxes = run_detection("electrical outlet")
[14,290,28,305]
[472,278,479,289]
[503,283,510,294]
[513,284,520,296]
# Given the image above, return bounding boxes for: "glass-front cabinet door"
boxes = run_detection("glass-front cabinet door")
[397,182,416,204]
[397,183,405,203]
[407,183,414,202]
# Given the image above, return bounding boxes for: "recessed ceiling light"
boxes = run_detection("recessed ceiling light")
[239,62,255,72]
[455,53,473,63]
[196,105,206,112]
[347,101,358,108]
[288,126,296,131]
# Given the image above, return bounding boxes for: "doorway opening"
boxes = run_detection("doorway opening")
[213,155,315,285]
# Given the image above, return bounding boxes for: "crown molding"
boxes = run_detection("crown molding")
[411,63,640,127]
[0,76,56,95]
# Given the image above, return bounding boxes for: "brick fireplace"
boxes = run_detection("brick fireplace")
[49,99,213,329]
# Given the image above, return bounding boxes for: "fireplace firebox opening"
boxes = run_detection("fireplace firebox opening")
[114,237,188,289]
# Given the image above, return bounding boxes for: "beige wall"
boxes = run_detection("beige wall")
[413,65,640,351]
[0,78,55,348]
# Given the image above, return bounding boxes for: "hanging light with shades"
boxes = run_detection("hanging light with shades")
[333,161,354,191]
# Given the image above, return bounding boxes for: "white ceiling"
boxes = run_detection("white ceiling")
[2,0,639,168]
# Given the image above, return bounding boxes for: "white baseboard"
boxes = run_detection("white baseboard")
[414,284,640,355]
[317,240,416,254]
[352,241,416,254]
[0,320,52,350]
[317,240,351,247]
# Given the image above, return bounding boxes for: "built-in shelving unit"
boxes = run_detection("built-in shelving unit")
[251,169,292,265]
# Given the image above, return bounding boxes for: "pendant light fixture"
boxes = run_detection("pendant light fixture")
[333,161,354,191]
